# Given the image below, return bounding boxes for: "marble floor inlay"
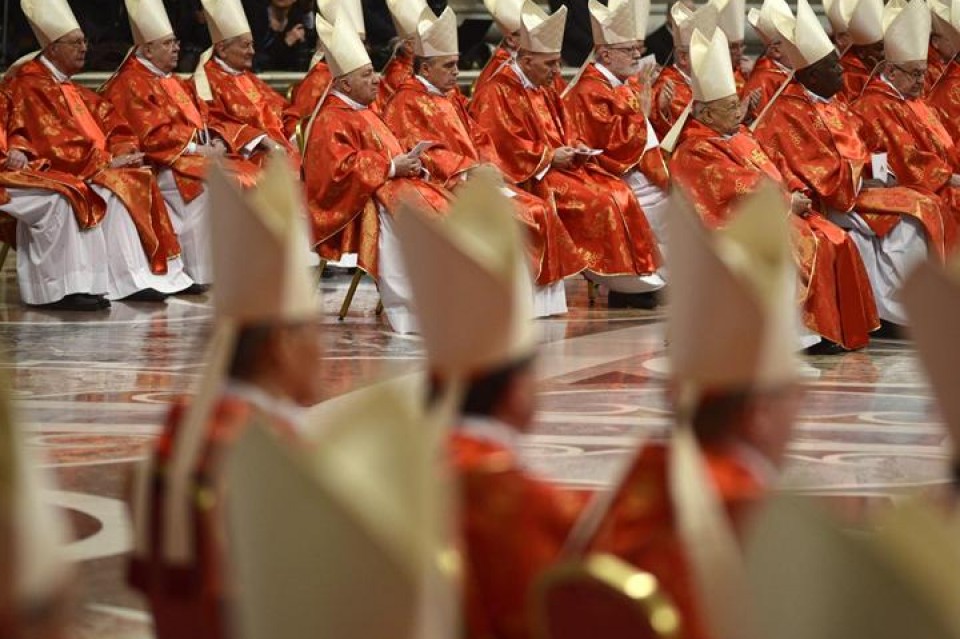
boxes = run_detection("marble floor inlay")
[0,267,949,638]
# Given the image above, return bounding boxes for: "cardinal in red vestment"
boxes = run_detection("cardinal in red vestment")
[926,0,960,130]
[0,88,111,310]
[381,8,584,314]
[742,0,796,116]
[129,157,322,639]
[590,181,804,639]
[103,0,258,289]
[851,0,960,256]
[306,14,451,332]
[193,0,300,170]
[471,2,663,309]
[838,0,885,101]
[671,28,877,352]
[564,0,671,265]
[7,3,193,301]
[756,5,948,334]
[394,173,590,639]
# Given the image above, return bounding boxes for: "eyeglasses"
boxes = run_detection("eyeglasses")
[158,38,180,48]
[607,43,646,54]
[892,65,926,80]
[54,37,88,48]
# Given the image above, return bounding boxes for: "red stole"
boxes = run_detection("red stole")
[59,82,107,151]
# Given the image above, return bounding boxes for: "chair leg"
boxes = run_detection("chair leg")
[338,270,364,321]
[375,299,384,316]
[586,275,597,307]
[316,259,327,284]
[0,243,9,272]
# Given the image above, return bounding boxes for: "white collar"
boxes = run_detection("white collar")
[729,441,779,489]
[330,89,367,110]
[214,56,243,76]
[880,73,906,99]
[416,74,445,96]
[594,62,624,88]
[223,380,306,433]
[459,415,520,452]
[136,54,171,78]
[39,55,70,83]
[509,61,536,89]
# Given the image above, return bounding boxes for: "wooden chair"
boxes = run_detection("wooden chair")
[534,554,682,639]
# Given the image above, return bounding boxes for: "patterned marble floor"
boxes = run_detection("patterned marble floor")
[0,265,950,638]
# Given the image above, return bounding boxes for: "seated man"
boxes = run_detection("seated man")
[650,1,716,138]
[475,0,565,98]
[382,6,584,317]
[304,14,451,333]
[471,1,664,309]
[717,0,750,92]
[129,157,323,639]
[589,184,803,639]
[377,0,428,110]
[0,89,110,311]
[839,0,885,101]
[9,0,193,302]
[395,170,587,639]
[195,0,300,169]
[851,0,960,259]
[565,0,672,264]
[756,0,948,334]
[928,0,960,136]
[289,0,364,121]
[103,0,257,291]
[743,0,794,113]
[671,28,878,352]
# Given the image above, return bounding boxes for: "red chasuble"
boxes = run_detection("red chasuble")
[742,54,792,115]
[756,81,952,259]
[6,59,179,274]
[589,442,766,639]
[452,431,588,639]
[201,57,301,169]
[129,396,299,639]
[470,64,661,277]
[289,59,333,121]
[381,76,585,285]
[852,75,960,250]
[671,119,879,349]
[102,57,257,203]
[650,65,693,139]
[564,63,670,189]
[839,50,874,102]
[928,59,960,149]
[375,50,414,113]
[304,94,451,277]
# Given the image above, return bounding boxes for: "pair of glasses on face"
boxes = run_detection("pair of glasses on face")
[892,65,926,80]
[608,44,646,55]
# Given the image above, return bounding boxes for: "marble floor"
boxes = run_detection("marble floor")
[0,265,950,638]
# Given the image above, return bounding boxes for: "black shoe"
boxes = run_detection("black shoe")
[34,293,108,312]
[122,288,169,302]
[87,294,111,310]
[174,284,210,296]
[608,291,659,310]
[803,339,846,355]
[872,320,907,340]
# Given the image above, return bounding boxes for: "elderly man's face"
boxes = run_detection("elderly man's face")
[217,33,255,71]
[420,55,460,93]
[142,35,180,74]
[46,29,88,76]
[696,94,743,135]
[886,60,927,98]
[597,40,646,81]
[337,64,381,105]
[517,50,562,87]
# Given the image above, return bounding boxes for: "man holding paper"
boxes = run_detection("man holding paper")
[755,0,949,336]
[671,27,879,353]
[382,6,584,317]
[564,0,672,265]
[471,0,664,309]
[304,13,451,333]
[850,0,960,258]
